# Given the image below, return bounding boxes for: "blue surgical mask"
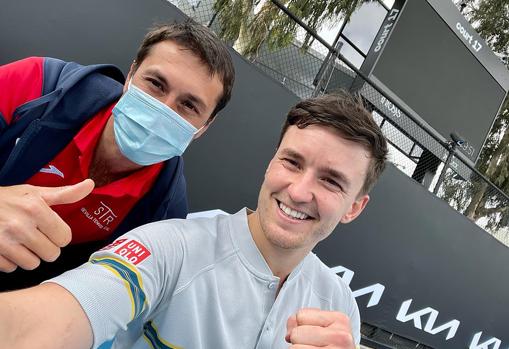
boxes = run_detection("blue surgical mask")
[112,81,202,166]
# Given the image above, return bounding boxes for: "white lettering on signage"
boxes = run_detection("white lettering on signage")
[331,265,354,285]
[469,332,501,349]
[396,299,460,340]
[456,22,482,52]
[374,9,400,52]
[380,96,402,118]
[332,265,502,347]
[331,266,384,308]
[352,284,385,308]
[458,140,475,157]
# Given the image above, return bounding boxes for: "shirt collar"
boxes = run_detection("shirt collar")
[72,103,163,197]
[73,103,114,177]
[228,208,308,282]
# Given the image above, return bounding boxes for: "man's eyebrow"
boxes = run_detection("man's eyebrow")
[182,93,206,112]
[280,148,305,162]
[145,69,168,88]
[281,148,352,190]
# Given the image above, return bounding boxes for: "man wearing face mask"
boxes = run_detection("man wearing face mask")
[0,21,235,289]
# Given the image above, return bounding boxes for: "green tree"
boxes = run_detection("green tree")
[460,0,509,63]
[213,0,375,57]
[445,0,509,231]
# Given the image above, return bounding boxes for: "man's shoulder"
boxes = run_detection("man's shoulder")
[2,56,44,71]
[119,212,238,280]
[127,211,232,249]
[93,215,228,271]
[303,254,355,300]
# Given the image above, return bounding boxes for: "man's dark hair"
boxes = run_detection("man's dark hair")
[278,91,388,196]
[133,21,235,118]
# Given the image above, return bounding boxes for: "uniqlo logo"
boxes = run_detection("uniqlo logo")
[114,239,151,265]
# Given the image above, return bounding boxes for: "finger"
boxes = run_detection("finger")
[286,314,298,343]
[288,324,354,347]
[39,179,95,206]
[23,227,62,263]
[0,255,17,273]
[33,202,72,247]
[295,308,349,328]
[17,192,72,248]
[0,242,41,271]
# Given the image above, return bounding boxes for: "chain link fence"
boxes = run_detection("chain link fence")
[171,0,509,249]
[168,2,509,347]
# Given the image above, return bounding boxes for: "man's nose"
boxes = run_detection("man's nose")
[287,173,314,203]
[161,94,179,111]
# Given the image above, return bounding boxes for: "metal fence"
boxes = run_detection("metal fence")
[169,2,509,347]
[172,0,509,249]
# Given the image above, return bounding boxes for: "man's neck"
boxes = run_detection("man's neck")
[90,116,143,186]
[247,210,309,292]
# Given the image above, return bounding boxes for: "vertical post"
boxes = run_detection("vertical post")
[433,142,457,195]
[312,9,352,97]
[313,40,344,97]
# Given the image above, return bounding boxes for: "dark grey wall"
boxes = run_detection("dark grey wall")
[1,0,178,71]
[315,163,509,348]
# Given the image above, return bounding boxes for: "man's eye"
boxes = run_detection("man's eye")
[282,158,299,169]
[323,178,342,191]
[148,78,163,91]
[183,101,198,113]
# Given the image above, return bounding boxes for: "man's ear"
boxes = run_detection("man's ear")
[340,194,370,224]
[193,116,215,139]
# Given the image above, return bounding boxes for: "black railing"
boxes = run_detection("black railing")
[176,0,509,246]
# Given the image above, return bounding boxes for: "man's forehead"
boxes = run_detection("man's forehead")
[280,124,344,147]
[143,40,187,62]
[278,125,371,186]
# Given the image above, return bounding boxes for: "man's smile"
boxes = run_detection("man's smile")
[276,199,315,221]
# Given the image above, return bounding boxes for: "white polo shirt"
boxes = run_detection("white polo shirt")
[51,208,361,348]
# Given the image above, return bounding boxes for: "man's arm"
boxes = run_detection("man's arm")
[0,283,93,349]
[0,57,45,126]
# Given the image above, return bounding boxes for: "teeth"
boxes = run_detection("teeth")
[279,202,309,220]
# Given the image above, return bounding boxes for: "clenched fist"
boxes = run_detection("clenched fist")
[0,179,94,272]
[285,308,356,348]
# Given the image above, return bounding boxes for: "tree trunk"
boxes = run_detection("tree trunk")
[466,130,509,220]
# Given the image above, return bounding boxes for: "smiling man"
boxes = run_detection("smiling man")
[0,92,388,349]
[0,21,235,288]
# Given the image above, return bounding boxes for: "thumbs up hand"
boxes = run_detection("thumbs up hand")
[0,179,94,272]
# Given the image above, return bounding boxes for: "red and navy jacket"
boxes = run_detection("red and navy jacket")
[0,57,188,289]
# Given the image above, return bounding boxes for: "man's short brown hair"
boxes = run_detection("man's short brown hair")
[278,91,388,195]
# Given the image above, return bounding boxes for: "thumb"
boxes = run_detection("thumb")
[39,179,95,206]
[285,314,298,343]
